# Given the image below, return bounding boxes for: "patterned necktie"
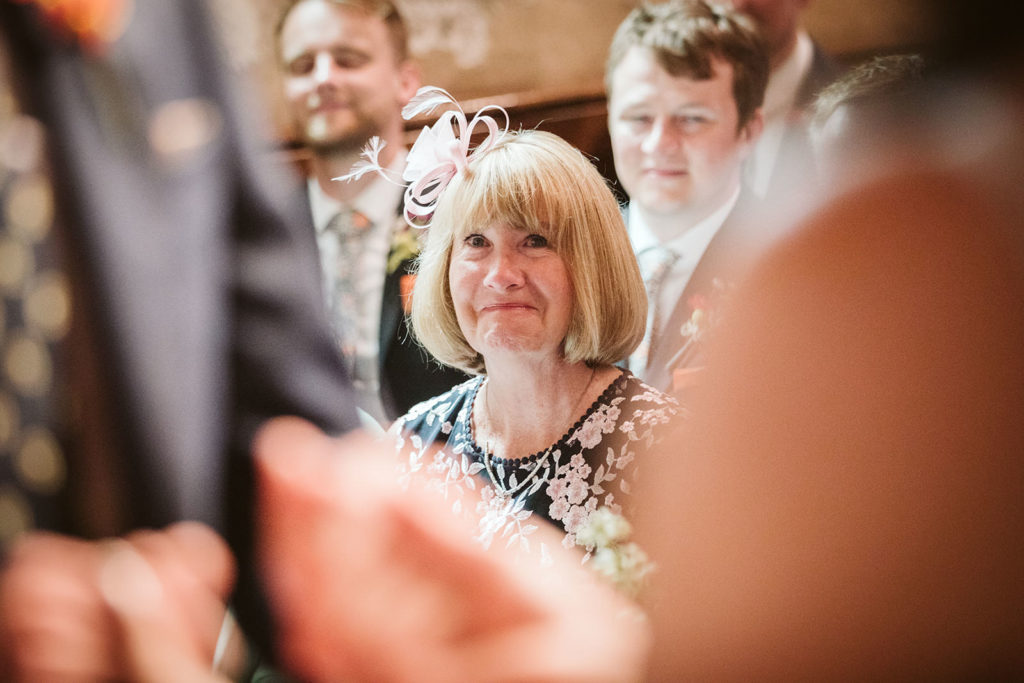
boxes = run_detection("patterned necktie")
[323,207,391,422]
[630,246,680,373]
[324,207,372,363]
[0,61,72,550]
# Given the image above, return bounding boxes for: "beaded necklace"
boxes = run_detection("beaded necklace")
[479,366,597,499]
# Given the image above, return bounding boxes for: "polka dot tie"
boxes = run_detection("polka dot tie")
[0,60,72,551]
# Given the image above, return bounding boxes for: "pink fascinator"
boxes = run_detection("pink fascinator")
[336,86,509,228]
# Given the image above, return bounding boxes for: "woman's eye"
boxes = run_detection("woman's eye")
[524,234,549,248]
[464,234,488,248]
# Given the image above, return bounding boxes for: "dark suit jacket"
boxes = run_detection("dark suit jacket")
[378,240,469,420]
[797,41,844,110]
[2,0,359,651]
[300,196,467,422]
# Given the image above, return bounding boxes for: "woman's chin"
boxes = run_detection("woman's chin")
[478,333,554,359]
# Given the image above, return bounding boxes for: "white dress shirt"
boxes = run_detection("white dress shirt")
[308,156,405,423]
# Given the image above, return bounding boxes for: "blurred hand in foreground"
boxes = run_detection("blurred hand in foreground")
[255,417,650,683]
[0,521,234,681]
[0,418,648,682]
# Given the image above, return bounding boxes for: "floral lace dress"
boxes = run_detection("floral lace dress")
[389,369,679,560]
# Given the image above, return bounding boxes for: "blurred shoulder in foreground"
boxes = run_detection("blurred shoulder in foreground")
[638,14,1024,679]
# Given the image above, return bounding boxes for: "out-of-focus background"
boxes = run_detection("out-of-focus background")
[216,0,933,129]
[213,0,935,185]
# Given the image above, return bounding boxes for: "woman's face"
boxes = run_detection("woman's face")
[448,221,574,364]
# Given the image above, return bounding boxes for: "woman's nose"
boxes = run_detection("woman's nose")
[484,251,525,290]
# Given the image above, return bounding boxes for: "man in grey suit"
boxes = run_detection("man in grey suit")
[606,0,771,393]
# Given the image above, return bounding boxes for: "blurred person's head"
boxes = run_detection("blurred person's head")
[411,130,646,375]
[606,0,769,222]
[276,0,419,156]
[809,54,925,165]
[720,0,811,68]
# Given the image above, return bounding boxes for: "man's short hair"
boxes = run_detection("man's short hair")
[606,0,769,130]
[275,0,410,63]
[411,130,647,375]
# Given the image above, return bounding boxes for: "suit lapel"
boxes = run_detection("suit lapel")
[644,222,730,388]
[378,206,413,368]
[644,196,759,390]
[379,259,405,360]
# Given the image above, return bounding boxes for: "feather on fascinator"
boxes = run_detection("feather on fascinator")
[336,86,510,228]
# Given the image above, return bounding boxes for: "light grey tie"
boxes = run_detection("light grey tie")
[630,246,680,373]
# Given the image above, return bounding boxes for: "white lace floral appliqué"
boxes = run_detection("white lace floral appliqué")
[392,374,678,564]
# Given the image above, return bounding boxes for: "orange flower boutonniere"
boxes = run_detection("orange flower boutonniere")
[399,274,416,315]
[16,0,133,53]
[386,223,421,276]
[670,278,734,392]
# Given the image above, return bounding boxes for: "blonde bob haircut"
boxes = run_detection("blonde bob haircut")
[411,129,646,375]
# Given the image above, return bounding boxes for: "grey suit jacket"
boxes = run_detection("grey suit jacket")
[640,196,769,393]
[2,0,359,652]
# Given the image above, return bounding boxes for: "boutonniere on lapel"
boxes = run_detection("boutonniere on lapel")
[387,219,421,315]
[386,221,420,275]
[680,293,713,342]
[671,278,734,392]
[399,273,416,315]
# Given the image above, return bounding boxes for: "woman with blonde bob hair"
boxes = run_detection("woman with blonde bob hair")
[386,115,679,558]
[412,129,646,374]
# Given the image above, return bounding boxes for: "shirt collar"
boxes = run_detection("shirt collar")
[628,187,741,258]
[309,154,406,234]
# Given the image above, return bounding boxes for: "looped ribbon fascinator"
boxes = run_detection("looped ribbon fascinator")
[336,86,509,228]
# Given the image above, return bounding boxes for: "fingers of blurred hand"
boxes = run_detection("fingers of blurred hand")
[428,514,650,683]
[99,540,226,683]
[456,571,651,683]
[162,521,236,598]
[119,523,235,664]
[319,491,649,683]
[255,418,404,679]
[0,525,236,682]
[378,479,649,682]
[256,418,459,678]
[0,533,118,680]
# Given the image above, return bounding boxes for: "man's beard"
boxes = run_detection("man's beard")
[300,112,380,158]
